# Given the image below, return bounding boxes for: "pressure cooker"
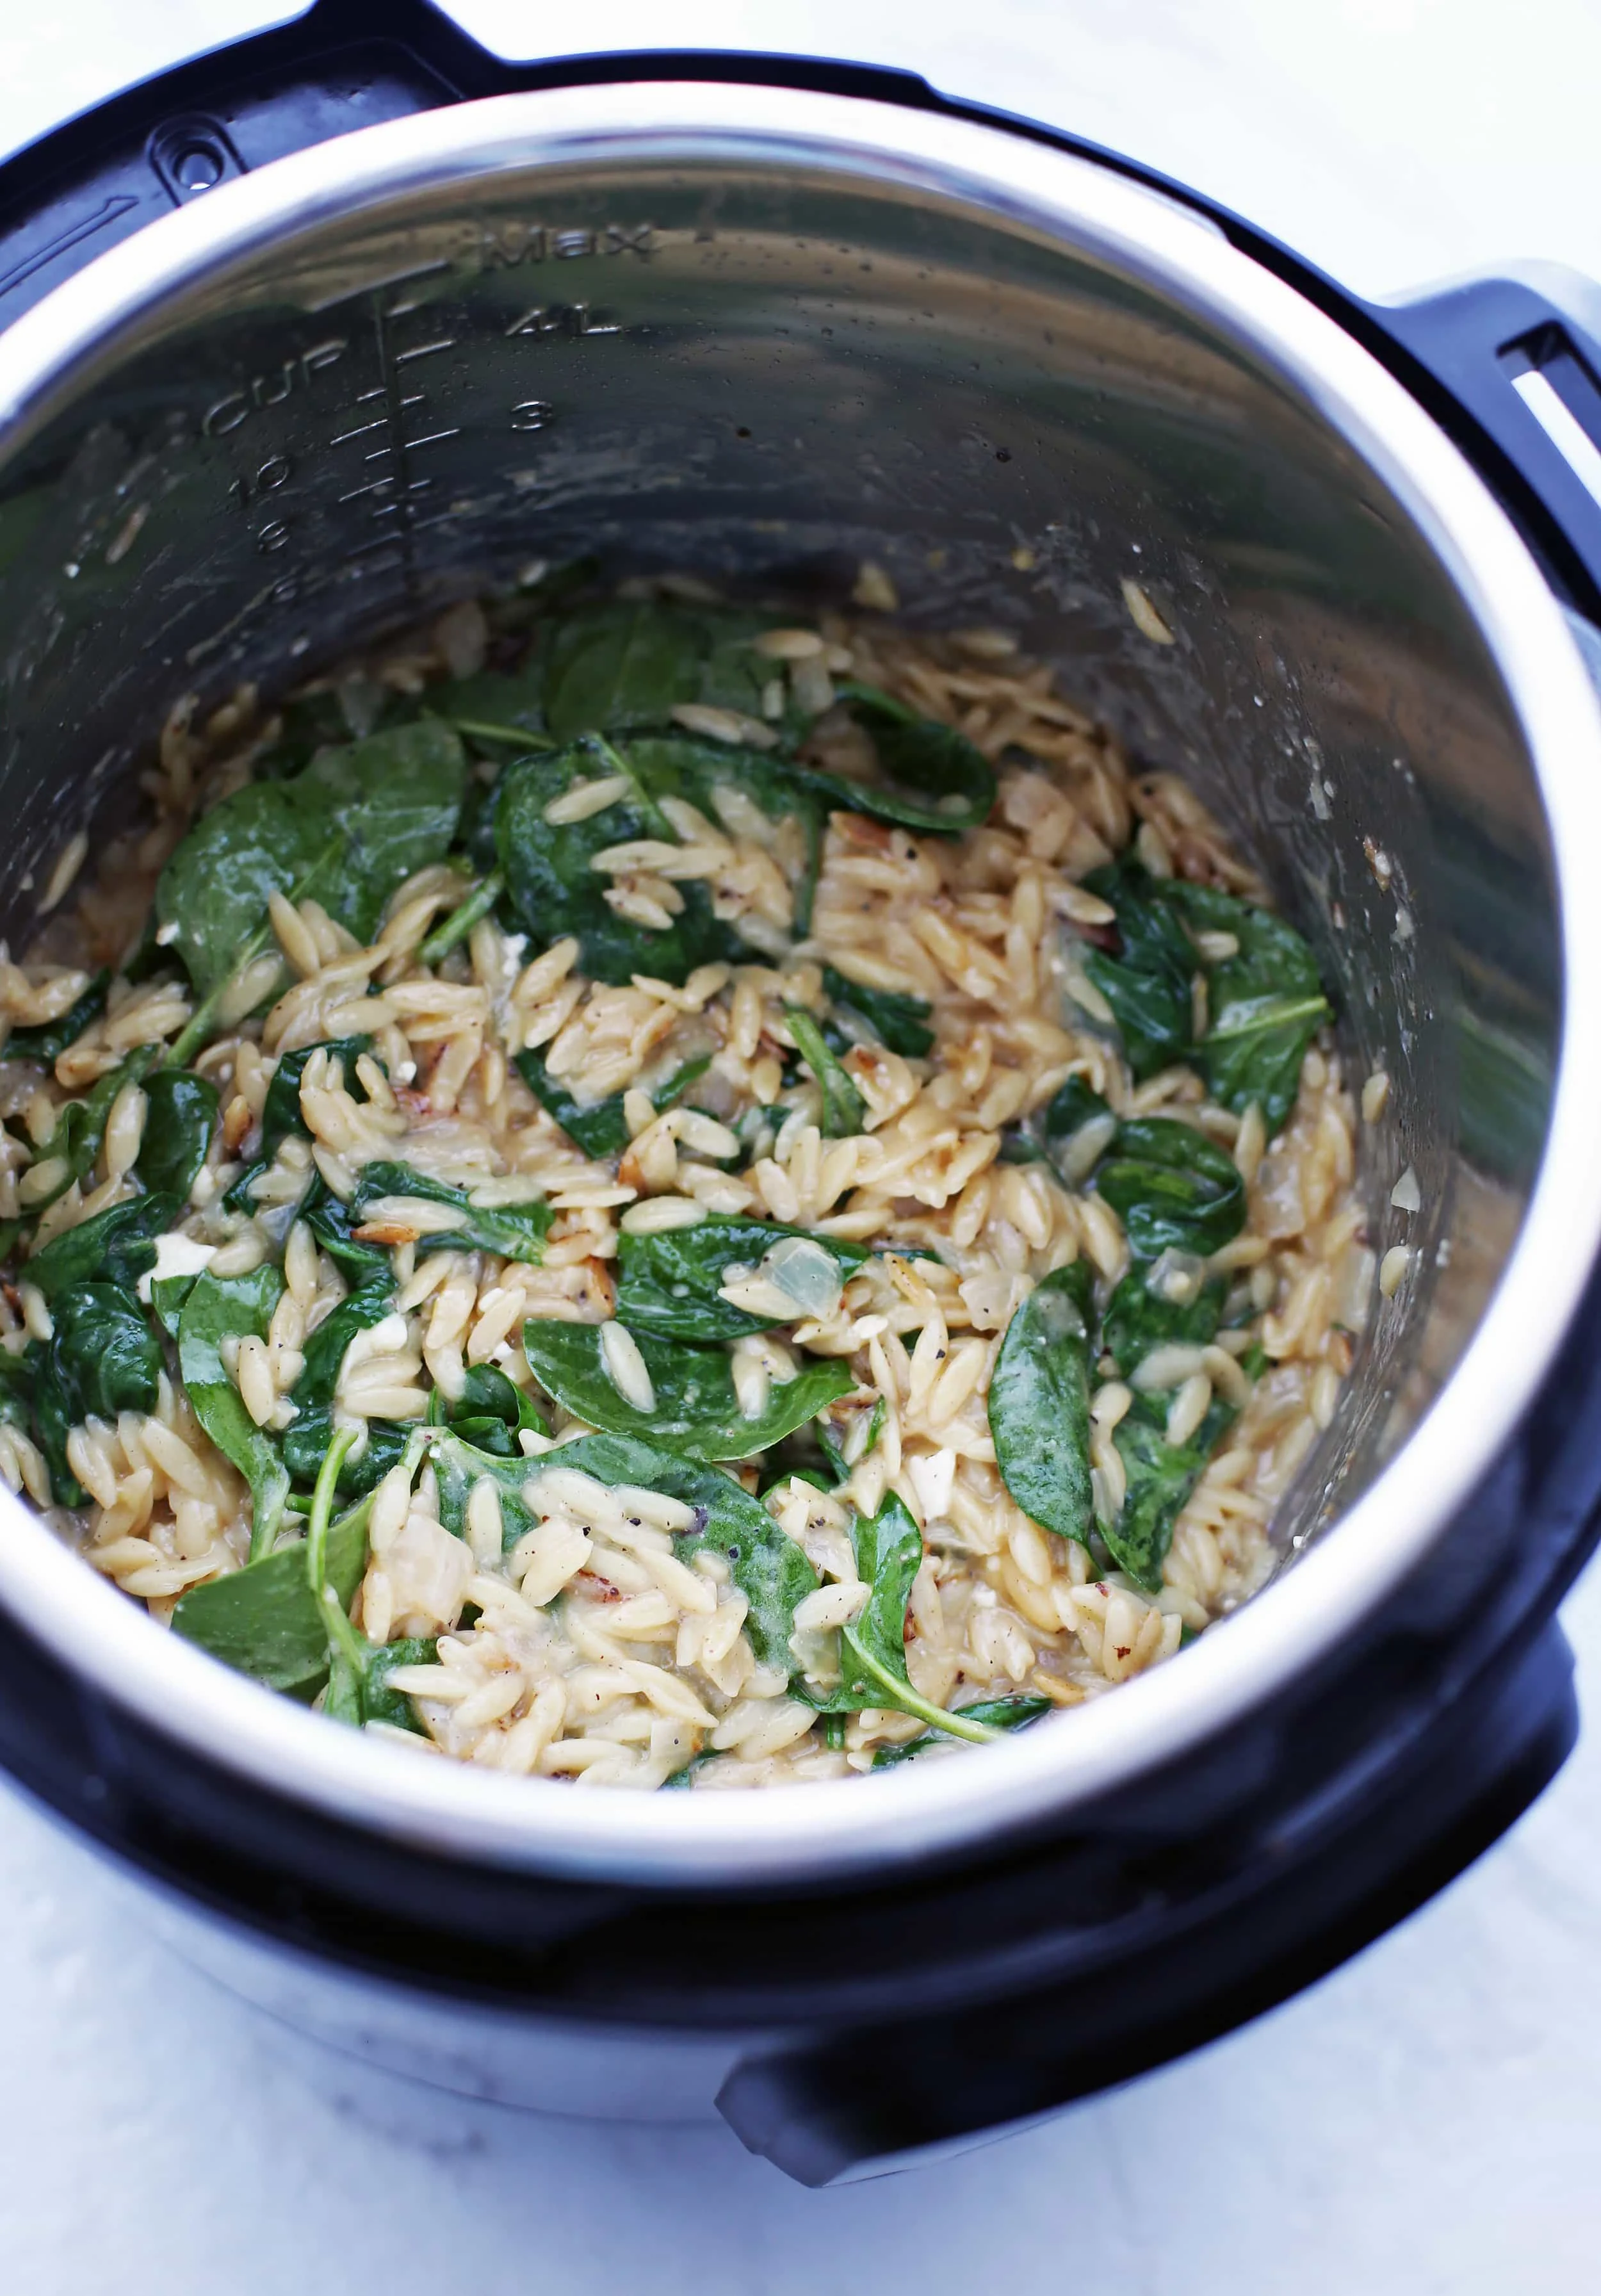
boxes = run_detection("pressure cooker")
[1,0,1601,2188]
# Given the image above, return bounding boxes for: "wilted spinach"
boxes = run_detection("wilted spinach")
[134,1069,218,1201]
[224,1034,375,1214]
[831,684,996,835]
[514,1045,710,1160]
[155,719,466,1010]
[323,1629,437,1732]
[1077,861,1196,1080]
[821,966,934,1059]
[540,600,783,742]
[177,1266,289,1561]
[1101,1260,1226,1381]
[171,1507,368,1691]
[252,678,418,779]
[26,1190,179,1299]
[13,1047,160,1227]
[1094,1118,1246,1261]
[542,600,708,740]
[434,1361,545,1458]
[800,1494,1007,1743]
[1078,863,1330,1133]
[872,1695,1050,1765]
[1107,1392,1235,1590]
[148,1273,196,1339]
[621,731,829,932]
[1163,878,1331,1134]
[987,1260,1095,1551]
[1000,1073,1117,1179]
[551,1429,820,1670]
[280,1271,399,1493]
[614,1216,868,1341]
[4,968,108,1064]
[264,1036,375,1160]
[431,1424,819,1672]
[29,1282,163,1506]
[495,737,736,986]
[785,1007,866,1137]
[348,1161,552,1264]
[304,1187,391,1276]
[520,1319,852,1461]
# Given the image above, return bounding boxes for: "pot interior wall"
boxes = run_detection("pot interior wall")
[0,151,1561,1570]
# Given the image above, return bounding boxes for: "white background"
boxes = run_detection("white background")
[4,4,1601,2288]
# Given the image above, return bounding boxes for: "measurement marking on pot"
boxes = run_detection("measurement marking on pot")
[505,300,621,338]
[306,257,450,315]
[202,338,346,435]
[394,337,456,366]
[453,219,654,273]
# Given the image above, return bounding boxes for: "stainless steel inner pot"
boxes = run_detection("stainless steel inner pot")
[0,83,1598,1886]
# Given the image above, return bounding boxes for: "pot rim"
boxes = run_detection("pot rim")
[0,80,1597,1888]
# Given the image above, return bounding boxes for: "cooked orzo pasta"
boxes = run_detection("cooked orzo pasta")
[0,571,1370,1789]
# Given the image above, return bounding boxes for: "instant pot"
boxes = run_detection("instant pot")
[3,0,1601,2188]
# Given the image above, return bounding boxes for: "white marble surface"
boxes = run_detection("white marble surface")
[3,3,1601,2284]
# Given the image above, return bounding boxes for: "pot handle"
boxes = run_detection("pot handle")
[1363,266,1601,619]
[715,1618,1577,2186]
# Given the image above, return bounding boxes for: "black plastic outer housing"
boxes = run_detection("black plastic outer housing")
[1,0,1600,2188]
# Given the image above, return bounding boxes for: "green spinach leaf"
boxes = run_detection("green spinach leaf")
[614,1216,868,1341]
[30,1281,163,1506]
[224,1034,375,1214]
[156,722,466,1000]
[149,1273,197,1339]
[323,1631,437,1732]
[520,1319,851,1460]
[832,685,996,833]
[432,1424,819,1672]
[514,1046,711,1160]
[280,1271,400,1493]
[4,968,109,1064]
[1078,861,1196,1080]
[542,600,707,740]
[26,1191,180,1299]
[437,1361,546,1458]
[1107,1394,1235,1591]
[801,1494,1007,1742]
[1164,878,1330,1134]
[177,1266,290,1561]
[1101,1262,1226,1381]
[1002,1073,1119,1180]
[539,601,786,743]
[621,732,827,932]
[171,1508,368,1691]
[303,1184,391,1276]
[1094,1117,1246,1262]
[872,1695,1050,1764]
[821,965,934,1059]
[785,1007,866,1136]
[254,679,418,778]
[298,719,469,943]
[548,1428,820,1670]
[134,1069,218,1201]
[348,1161,552,1264]
[988,1260,1095,1549]
[496,738,736,986]
[18,1048,161,1226]
[154,779,341,1002]
[0,1347,33,1431]
[262,1036,374,1162]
